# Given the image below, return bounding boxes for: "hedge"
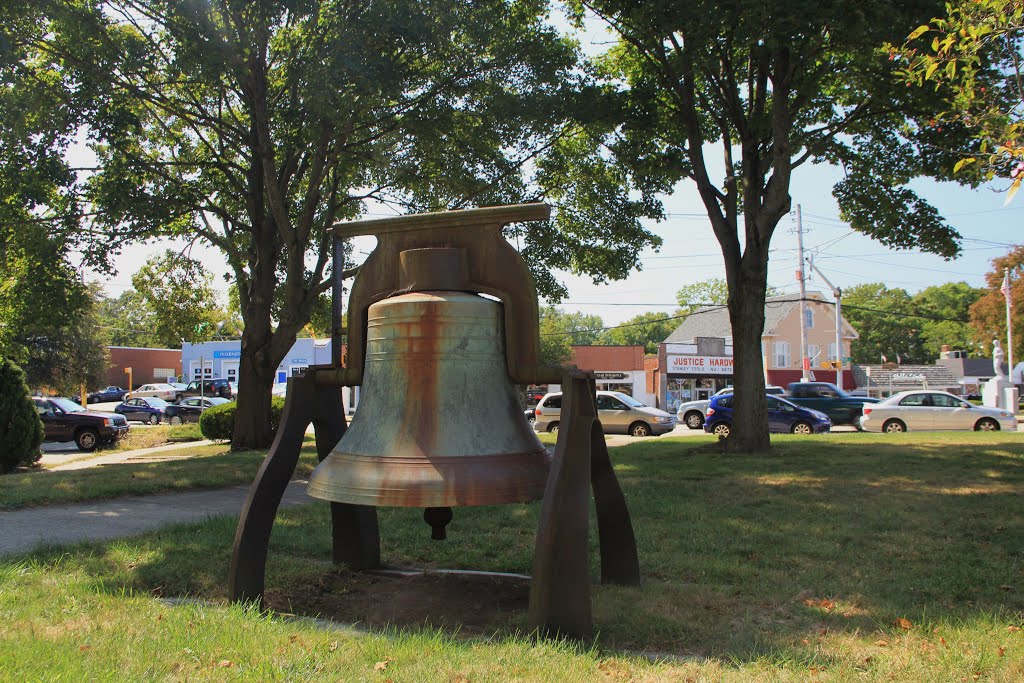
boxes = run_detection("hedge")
[199,397,286,441]
[0,358,44,473]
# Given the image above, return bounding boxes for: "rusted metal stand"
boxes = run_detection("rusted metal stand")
[528,371,640,638]
[228,371,380,604]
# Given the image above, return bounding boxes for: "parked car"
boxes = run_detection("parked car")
[130,383,179,401]
[676,385,785,430]
[271,382,288,398]
[163,396,230,424]
[703,394,831,438]
[33,396,130,451]
[859,390,1017,433]
[176,378,233,401]
[86,386,129,404]
[115,397,171,424]
[533,390,676,437]
[229,381,239,398]
[784,382,879,427]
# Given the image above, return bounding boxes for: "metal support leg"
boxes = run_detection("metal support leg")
[528,371,596,638]
[528,371,641,638]
[311,390,380,569]
[228,374,380,604]
[590,417,640,586]
[229,375,316,603]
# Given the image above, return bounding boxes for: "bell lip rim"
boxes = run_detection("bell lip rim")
[313,449,550,464]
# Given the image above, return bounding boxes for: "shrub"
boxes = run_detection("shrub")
[0,359,44,473]
[200,397,286,441]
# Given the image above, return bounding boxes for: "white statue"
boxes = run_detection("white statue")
[992,339,1006,378]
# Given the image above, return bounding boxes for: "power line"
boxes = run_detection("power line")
[541,296,974,339]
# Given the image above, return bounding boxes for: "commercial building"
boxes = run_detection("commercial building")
[181,338,335,385]
[106,346,182,388]
[851,364,961,398]
[182,338,359,412]
[541,345,655,405]
[657,292,859,413]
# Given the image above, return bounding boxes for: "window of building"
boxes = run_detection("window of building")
[153,367,176,381]
[808,344,820,364]
[828,343,838,361]
[773,341,791,368]
[804,308,814,328]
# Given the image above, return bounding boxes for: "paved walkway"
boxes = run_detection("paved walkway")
[40,439,218,471]
[0,480,312,556]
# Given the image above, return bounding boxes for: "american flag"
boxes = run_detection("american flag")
[1002,270,1013,307]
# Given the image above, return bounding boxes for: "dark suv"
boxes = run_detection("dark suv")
[33,397,130,452]
[177,378,233,401]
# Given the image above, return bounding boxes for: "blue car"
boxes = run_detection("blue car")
[703,394,831,438]
[115,397,171,424]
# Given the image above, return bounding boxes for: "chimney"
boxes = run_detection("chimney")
[939,344,952,359]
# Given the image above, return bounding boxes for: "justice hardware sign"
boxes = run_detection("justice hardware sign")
[667,355,734,375]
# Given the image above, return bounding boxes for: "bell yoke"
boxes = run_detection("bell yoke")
[228,203,640,638]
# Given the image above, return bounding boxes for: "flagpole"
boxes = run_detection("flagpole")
[1006,268,1014,380]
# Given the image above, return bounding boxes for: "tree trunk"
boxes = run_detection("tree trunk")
[232,325,279,449]
[725,252,772,453]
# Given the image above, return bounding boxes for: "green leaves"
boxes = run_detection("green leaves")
[892,0,1024,199]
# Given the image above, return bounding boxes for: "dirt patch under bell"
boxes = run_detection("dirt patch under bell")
[264,570,532,634]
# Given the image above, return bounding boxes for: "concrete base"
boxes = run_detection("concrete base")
[1005,386,1020,413]
[983,377,1013,410]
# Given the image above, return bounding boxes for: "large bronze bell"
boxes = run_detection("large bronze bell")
[306,289,550,509]
[229,205,639,640]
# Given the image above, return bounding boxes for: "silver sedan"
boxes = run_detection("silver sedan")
[859,390,1017,432]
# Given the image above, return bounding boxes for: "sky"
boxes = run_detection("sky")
[77,12,1024,331]
[88,167,1021,330]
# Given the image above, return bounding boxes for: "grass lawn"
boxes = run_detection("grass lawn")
[108,423,206,450]
[2,439,320,509]
[2,432,1024,680]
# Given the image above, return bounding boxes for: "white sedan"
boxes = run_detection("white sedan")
[859,390,1017,432]
[130,383,179,401]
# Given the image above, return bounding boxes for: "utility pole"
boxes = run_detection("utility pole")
[796,205,810,381]
[807,255,844,391]
[1005,268,1014,382]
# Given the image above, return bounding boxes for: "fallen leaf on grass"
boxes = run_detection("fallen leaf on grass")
[894,617,913,630]
[374,659,393,672]
[803,598,835,611]
[329,641,338,652]
[1009,626,1021,632]
[998,646,1006,657]
[79,645,91,652]
[217,661,233,668]
[875,640,889,647]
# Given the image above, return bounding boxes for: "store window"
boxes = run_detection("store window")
[666,378,691,413]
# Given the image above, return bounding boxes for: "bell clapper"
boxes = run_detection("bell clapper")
[423,507,454,540]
